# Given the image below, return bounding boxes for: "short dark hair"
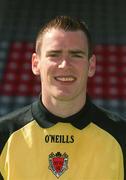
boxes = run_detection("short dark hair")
[35,15,93,58]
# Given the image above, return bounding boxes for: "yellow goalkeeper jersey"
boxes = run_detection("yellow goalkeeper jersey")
[0,97,125,180]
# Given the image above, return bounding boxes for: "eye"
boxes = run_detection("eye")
[73,54,83,58]
[70,50,86,59]
[46,51,61,58]
[71,53,84,58]
[48,53,59,57]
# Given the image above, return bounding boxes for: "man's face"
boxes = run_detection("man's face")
[32,28,96,102]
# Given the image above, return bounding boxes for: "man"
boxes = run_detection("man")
[0,16,125,179]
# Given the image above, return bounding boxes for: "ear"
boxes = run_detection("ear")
[32,53,40,75]
[88,54,96,77]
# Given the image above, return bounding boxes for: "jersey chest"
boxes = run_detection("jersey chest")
[0,121,123,179]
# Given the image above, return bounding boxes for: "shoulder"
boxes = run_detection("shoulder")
[0,103,35,154]
[93,103,126,124]
[0,99,44,154]
[90,102,126,141]
[0,103,33,133]
[87,96,125,124]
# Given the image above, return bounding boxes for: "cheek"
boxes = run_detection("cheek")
[77,62,89,75]
[40,62,55,80]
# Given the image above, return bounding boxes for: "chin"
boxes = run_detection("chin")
[53,92,77,101]
[51,87,81,101]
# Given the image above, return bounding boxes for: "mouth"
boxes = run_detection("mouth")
[54,76,76,82]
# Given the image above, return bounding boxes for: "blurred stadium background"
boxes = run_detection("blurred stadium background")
[0,0,126,118]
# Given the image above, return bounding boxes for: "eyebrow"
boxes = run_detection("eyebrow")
[69,50,87,55]
[46,49,86,53]
[46,49,87,56]
[46,50,62,54]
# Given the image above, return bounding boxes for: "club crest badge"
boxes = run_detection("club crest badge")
[48,152,68,178]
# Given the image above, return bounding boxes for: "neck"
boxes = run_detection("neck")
[41,94,86,118]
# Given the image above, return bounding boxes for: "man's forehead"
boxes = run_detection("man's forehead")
[42,29,88,48]
[43,28,86,38]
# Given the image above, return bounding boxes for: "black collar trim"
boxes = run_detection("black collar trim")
[31,96,93,129]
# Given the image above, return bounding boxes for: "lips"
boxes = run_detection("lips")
[55,76,76,82]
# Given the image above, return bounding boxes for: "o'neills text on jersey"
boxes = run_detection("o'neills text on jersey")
[45,135,74,143]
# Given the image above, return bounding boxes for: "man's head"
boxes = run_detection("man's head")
[32,15,96,114]
[35,16,93,59]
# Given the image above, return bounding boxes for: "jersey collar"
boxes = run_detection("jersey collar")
[31,95,93,129]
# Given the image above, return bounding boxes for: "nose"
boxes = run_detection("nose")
[58,59,70,69]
